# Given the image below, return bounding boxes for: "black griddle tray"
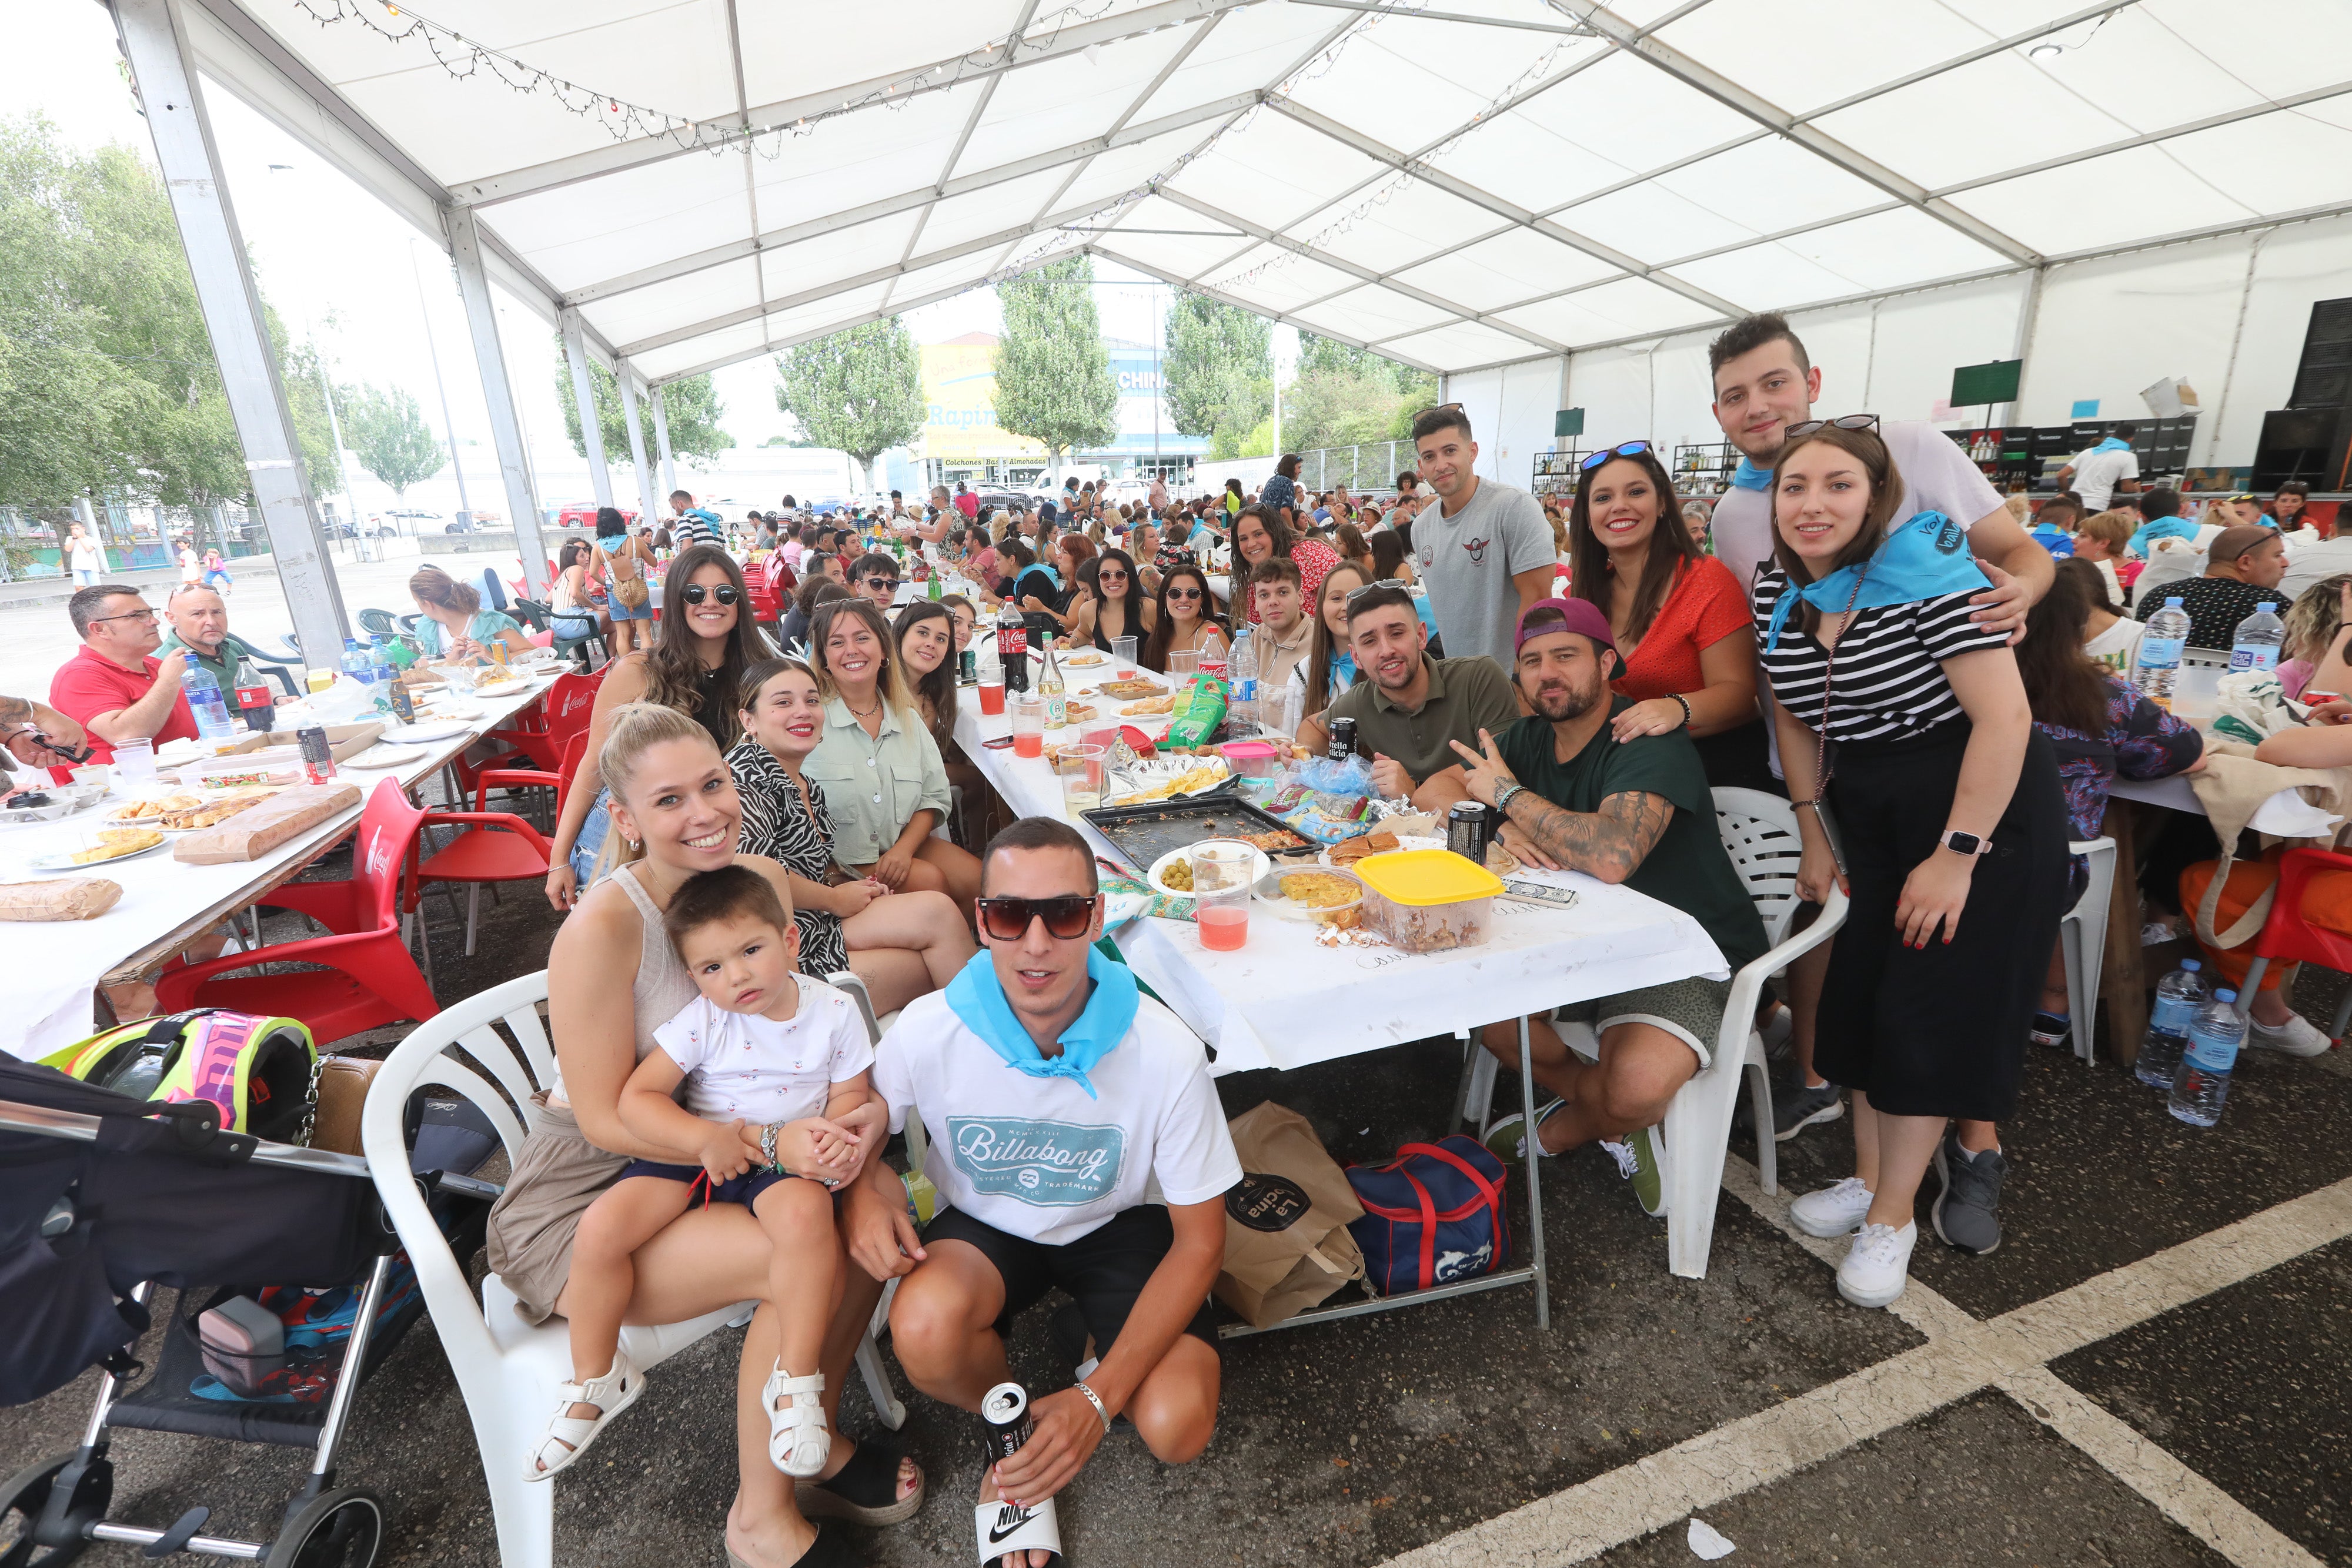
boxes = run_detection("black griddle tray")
[1083,790,1319,875]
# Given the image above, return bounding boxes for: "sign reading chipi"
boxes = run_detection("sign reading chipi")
[948,1117,1125,1206]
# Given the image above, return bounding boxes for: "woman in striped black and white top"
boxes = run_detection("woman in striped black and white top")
[1757,422,2068,1314]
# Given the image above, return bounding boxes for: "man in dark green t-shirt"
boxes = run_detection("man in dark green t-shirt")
[1296,584,1518,804]
[1425,597,1768,1217]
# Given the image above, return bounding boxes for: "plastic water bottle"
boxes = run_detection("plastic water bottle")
[1227,625,1258,731]
[366,638,398,713]
[181,653,236,742]
[2135,958,2207,1088]
[2167,988,2245,1127]
[2229,602,2284,674]
[2133,597,2190,708]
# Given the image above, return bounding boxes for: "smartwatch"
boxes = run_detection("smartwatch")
[1939,829,1993,857]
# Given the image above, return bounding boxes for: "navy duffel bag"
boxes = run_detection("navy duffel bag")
[1344,1136,1509,1295]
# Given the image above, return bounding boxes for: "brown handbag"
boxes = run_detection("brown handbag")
[309,1054,382,1155]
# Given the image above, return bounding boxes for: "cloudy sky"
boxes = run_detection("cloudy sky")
[2,0,1198,458]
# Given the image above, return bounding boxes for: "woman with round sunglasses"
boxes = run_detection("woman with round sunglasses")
[807,599,983,912]
[1141,564,1227,673]
[547,544,776,910]
[1565,440,1768,790]
[1059,547,1154,654]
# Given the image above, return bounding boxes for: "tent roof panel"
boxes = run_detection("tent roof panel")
[1201,244,1368,315]
[756,211,931,302]
[490,154,750,292]
[881,252,1005,313]
[581,258,764,349]
[1379,320,1538,368]
[2143,0,2352,99]
[1291,285,1459,343]
[1161,111,1388,231]
[1125,3,1339,124]
[1813,49,2147,193]
[1051,122,1233,218]
[743,85,983,233]
[1738,206,2010,294]
[916,169,1080,252]
[1284,180,1512,275]
[948,25,1195,178]
[1482,52,1758,192]
[1947,143,2256,255]
[1387,228,1621,313]
[1278,24,1516,143]
[1544,180,1761,269]
[1653,0,2002,120]
[634,319,780,385]
[1649,138,1895,238]
[1491,276,1721,345]
[733,0,1030,107]
[2152,105,2352,220]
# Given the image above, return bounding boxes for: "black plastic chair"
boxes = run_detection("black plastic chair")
[220,631,305,698]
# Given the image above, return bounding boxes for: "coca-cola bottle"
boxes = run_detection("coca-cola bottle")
[996,598,1029,693]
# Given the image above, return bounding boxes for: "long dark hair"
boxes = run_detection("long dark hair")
[893,599,958,750]
[2018,561,2113,735]
[1769,425,1908,637]
[1369,530,1411,582]
[1233,503,1294,564]
[1144,563,1221,673]
[1093,548,1144,612]
[1568,443,1700,648]
[1334,522,1371,570]
[1304,562,1369,718]
[640,543,773,748]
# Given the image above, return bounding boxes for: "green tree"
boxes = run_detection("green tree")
[341,382,444,496]
[1164,292,1271,455]
[994,256,1118,480]
[772,318,925,493]
[1283,333,1439,453]
[554,346,730,473]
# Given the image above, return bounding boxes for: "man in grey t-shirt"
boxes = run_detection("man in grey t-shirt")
[1407,406,1557,670]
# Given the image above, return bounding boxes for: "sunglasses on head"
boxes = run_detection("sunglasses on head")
[976,894,1095,942]
[1782,413,1880,442]
[1579,439,1653,472]
[678,583,740,606]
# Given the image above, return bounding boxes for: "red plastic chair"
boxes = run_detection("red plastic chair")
[2235,847,2352,1043]
[412,798,554,959]
[155,778,440,1042]
[462,669,605,809]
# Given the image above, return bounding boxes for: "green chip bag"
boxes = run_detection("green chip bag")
[1165,672,1228,749]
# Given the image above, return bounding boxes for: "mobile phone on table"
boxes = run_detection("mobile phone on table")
[982,735,1017,750]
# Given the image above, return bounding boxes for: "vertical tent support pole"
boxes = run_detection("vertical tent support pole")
[111,0,347,666]
[444,204,550,602]
[562,309,616,511]
[652,384,678,502]
[617,369,662,530]
[2004,266,2047,431]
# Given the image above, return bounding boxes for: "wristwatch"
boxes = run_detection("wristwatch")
[1939,830,1993,857]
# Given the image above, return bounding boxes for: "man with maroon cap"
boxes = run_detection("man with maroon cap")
[1426,599,1769,1217]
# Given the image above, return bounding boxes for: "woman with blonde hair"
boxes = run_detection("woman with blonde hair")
[489,701,926,1556]
[2278,574,2352,701]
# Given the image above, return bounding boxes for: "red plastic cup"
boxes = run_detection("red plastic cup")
[978,678,1006,716]
[1198,902,1248,950]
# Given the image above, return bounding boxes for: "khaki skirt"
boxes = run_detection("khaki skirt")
[483,1097,629,1325]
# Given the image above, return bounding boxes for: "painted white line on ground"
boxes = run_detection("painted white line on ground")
[1381,1173,2352,1568]
[2000,1366,2330,1568]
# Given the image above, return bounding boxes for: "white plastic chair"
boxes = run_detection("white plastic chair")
[360,971,903,1568]
[1465,788,1847,1279]
[2059,837,2117,1063]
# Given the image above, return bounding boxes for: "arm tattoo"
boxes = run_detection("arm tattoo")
[0,696,31,729]
[1501,789,1673,884]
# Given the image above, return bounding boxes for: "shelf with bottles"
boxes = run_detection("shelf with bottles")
[1671,442,1739,497]
[1532,446,1588,499]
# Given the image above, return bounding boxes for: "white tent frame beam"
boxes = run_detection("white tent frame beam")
[1090,241,1445,374]
[898,0,1047,270]
[453,0,1264,208]
[1286,0,1601,36]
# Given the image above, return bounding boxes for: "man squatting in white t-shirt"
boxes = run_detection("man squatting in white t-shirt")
[1702,310,2055,1152]
[846,817,1243,1568]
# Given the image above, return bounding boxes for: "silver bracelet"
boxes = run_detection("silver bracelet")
[1073,1379,1112,1435]
[760,1122,781,1174]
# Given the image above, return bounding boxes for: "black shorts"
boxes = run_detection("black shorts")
[619,1158,794,1209]
[919,1205,1215,1352]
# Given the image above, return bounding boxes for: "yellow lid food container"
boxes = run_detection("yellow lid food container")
[1352,849,1504,953]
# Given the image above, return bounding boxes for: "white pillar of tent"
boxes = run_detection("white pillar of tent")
[616,368,662,528]
[651,383,678,501]
[561,309,616,511]
[2005,266,2047,429]
[111,0,348,664]
[443,204,550,601]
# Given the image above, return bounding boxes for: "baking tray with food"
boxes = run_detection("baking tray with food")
[1081,795,1320,875]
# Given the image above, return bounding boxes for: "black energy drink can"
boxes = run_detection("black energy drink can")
[981,1381,1034,1465]
[1447,800,1490,865]
[1328,716,1357,761]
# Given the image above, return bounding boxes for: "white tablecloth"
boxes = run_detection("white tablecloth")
[2,677,553,1062]
[951,677,1728,1076]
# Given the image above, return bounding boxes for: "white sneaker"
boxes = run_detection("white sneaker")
[1836,1221,1916,1309]
[1789,1176,1874,1238]
[2249,1011,2332,1057]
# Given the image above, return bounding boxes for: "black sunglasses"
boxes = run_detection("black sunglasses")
[678,583,740,605]
[1165,585,1203,600]
[1782,413,1879,442]
[863,575,900,590]
[976,894,1096,942]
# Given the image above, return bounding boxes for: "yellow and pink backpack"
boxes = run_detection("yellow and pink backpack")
[40,1009,320,1146]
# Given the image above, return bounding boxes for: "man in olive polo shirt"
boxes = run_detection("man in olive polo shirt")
[158,584,259,696]
[1296,583,1517,805]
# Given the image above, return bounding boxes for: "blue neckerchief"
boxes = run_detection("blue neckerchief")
[2093,436,2132,453]
[1765,511,1989,651]
[2129,516,2197,556]
[944,946,1137,1099]
[1729,456,1775,492]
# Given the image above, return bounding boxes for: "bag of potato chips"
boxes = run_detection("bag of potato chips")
[1164,673,1228,749]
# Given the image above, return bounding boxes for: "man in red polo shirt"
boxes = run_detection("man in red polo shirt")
[49,583,198,777]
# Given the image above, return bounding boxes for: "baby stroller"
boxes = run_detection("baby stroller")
[0,1054,498,1567]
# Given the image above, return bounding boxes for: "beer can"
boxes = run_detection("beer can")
[1328,716,1357,762]
[960,648,978,683]
[1446,801,1490,865]
[980,1381,1034,1465]
[298,726,337,785]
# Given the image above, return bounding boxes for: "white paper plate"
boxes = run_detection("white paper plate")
[1145,841,1271,902]
[386,722,474,743]
[24,838,171,874]
[343,744,429,768]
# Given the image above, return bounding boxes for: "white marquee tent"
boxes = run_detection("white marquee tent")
[114,0,2352,644]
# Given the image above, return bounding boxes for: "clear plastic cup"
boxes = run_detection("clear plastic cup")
[1170,648,1200,676]
[112,737,156,786]
[1190,842,1252,951]
[1058,744,1107,818]
[1011,697,1045,758]
[1112,635,1138,677]
[977,677,1005,716]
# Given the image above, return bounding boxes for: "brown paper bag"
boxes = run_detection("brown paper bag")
[0,878,122,921]
[173,783,362,864]
[1213,1101,1365,1330]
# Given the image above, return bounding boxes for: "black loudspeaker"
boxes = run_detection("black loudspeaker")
[2252,406,2352,492]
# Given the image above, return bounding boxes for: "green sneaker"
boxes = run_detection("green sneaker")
[1482,1099,1565,1166]
[1602,1125,1668,1217]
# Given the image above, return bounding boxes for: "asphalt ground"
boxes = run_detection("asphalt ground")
[6,791,2351,1568]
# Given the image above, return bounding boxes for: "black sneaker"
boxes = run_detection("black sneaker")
[1772,1077,1844,1142]
[1930,1129,2006,1255]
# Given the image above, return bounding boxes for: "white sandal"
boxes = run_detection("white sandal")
[764,1365,831,1477]
[975,1494,1062,1566]
[524,1349,644,1481]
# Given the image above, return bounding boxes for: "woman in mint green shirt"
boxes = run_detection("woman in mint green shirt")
[408,565,535,664]
[804,597,980,912]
